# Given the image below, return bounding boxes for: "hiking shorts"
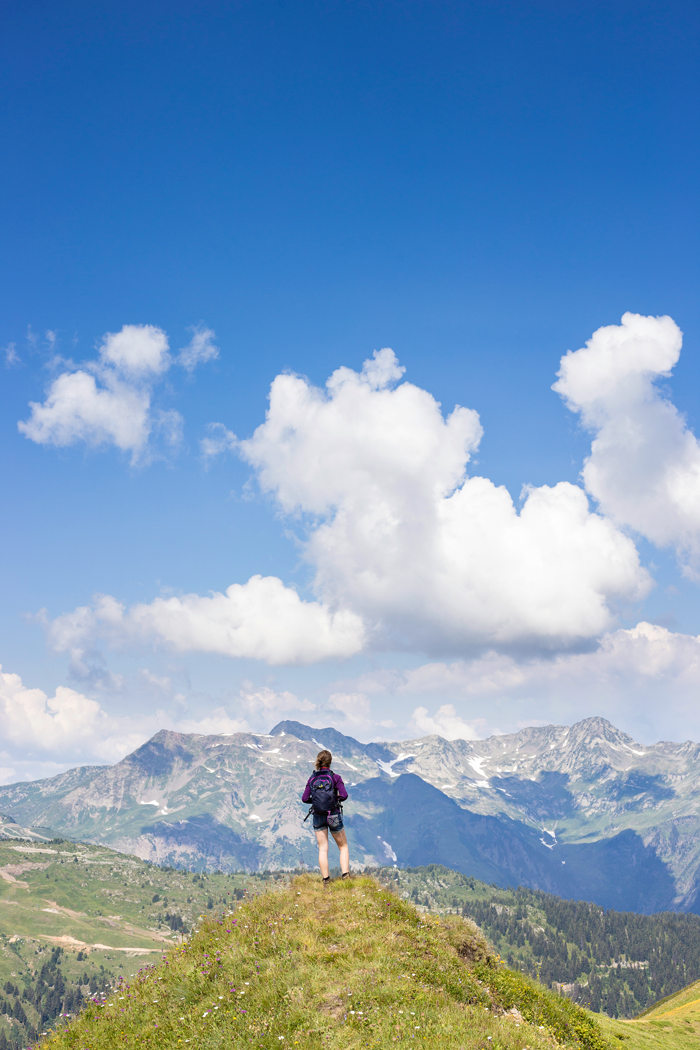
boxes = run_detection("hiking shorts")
[312,811,344,833]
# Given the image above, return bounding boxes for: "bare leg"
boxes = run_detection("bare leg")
[331,827,349,875]
[315,827,330,878]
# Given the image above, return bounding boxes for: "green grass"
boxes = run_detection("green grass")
[0,838,263,960]
[595,979,700,1049]
[0,838,269,1045]
[369,864,700,1018]
[41,874,611,1050]
[3,842,695,1049]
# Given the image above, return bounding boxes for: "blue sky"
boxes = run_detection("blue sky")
[2,0,700,781]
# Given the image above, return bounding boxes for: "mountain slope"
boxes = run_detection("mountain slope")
[371,863,700,1017]
[0,717,699,912]
[597,978,700,1049]
[351,776,677,911]
[0,837,255,1048]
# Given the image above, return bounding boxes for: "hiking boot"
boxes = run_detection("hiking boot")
[341,871,350,880]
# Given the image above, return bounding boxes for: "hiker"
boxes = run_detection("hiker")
[302,749,350,884]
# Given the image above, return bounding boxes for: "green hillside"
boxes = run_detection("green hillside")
[41,873,611,1050]
[3,835,700,1047]
[595,978,700,1049]
[0,837,267,1047]
[368,865,700,1018]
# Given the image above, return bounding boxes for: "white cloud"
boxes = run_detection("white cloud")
[0,665,144,772]
[351,621,700,742]
[316,693,387,740]
[43,320,700,671]
[408,621,700,703]
[239,347,650,654]
[326,692,373,731]
[18,369,157,460]
[554,312,700,572]
[99,324,171,375]
[178,325,219,372]
[0,664,259,784]
[200,422,238,464]
[167,708,249,736]
[18,322,213,464]
[3,343,19,366]
[239,682,316,717]
[18,324,174,463]
[140,669,172,691]
[408,704,483,741]
[45,338,659,667]
[47,575,366,666]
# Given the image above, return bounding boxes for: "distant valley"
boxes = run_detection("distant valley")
[1,716,699,914]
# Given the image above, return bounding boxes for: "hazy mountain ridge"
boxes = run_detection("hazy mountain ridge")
[0,813,52,842]
[0,717,698,912]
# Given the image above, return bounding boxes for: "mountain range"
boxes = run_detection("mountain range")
[1,716,699,914]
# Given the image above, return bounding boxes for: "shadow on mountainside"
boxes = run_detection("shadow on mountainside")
[349,774,677,913]
[125,732,198,776]
[142,813,264,869]
[491,770,575,820]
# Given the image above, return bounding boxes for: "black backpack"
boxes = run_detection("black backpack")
[308,769,338,814]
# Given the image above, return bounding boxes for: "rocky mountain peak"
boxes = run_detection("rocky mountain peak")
[1,716,699,912]
[566,716,637,748]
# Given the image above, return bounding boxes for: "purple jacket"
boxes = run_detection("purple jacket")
[302,768,348,812]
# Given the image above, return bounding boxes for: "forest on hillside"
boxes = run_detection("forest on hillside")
[464,890,700,1017]
[379,865,700,1019]
[0,947,112,1050]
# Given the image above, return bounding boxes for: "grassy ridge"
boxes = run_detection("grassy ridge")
[635,978,700,1018]
[370,865,700,1017]
[595,979,700,1049]
[42,874,609,1050]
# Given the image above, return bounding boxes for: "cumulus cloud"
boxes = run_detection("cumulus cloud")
[47,320,700,669]
[18,322,215,464]
[178,325,219,371]
[46,339,660,666]
[19,367,157,459]
[408,704,483,741]
[0,664,266,784]
[99,324,171,375]
[554,312,700,572]
[47,575,365,666]
[239,347,650,654]
[0,665,147,777]
[239,682,316,718]
[349,621,700,742]
[18,324,175,463]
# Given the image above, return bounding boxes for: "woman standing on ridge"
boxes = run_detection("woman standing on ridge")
[302,749,350,884]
